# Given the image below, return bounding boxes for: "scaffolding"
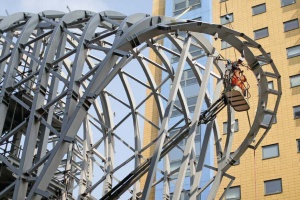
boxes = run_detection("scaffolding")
[0,11,281,199]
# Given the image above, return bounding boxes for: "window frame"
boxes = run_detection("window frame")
[221,40,232,49]
[268,81,274,90]
[257,52,271,66]
[290,74,300,88]
[262,143,279,160]
[287,45,300,58]
[281,0,296,7]
[264,178,282,195]
[262,113,277,126]
[252,3,266,16]
[173,0,201,16]
[283,18,299,32]
[220,13,234,25]
[296,139,300,153]
[293,105,300,119]
[254,27,269,40]
[223,119,239,134]
[225,185,241,200]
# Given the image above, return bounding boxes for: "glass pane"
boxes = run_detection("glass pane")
[171,109,181,117]
[189,45,199,52]
[171,56,180,64]
[234,120,239,131]
[187,96,197,105]
[175,1,186,11]
[189,0,200,6]
[290,75,300,87]
[187,69,195,78]
[174,9,185,16]
[262,114,277,125]
[268,81,274,89]
[281,0,296,6]
[287,45,300,58]
[180,81,185,87]
[174,100,181,108]
[191,50,203,57]
[252,4,266,15]
[262,144,279,159]
[293,106,300,119]
[254,28,269,40]
[195,134,201,142]
[225,186,241,199]
[170,160,181,171]
[186,78,197,86]
[221,40,231,49]
[223,122,227,134]
[169,129,179,137]
[284,19,299,32]
[185,84,199,97]
[257,53,271,66]
[265,179,282,194]
[188,105,195,113]
[223,120,238,134]
[220,13,233,25]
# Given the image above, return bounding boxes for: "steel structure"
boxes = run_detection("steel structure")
[0,11,281,200]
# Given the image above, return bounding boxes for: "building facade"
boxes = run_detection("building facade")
[148,0,300,199]
[145,1,214,199]
[213,0,300,199]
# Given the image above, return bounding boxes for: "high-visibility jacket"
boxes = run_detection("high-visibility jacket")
[231,68,247,94]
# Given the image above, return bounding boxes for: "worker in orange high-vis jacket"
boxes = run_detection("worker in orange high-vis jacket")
[231,57,247,95]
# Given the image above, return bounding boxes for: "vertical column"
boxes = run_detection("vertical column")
[140,1,165,200]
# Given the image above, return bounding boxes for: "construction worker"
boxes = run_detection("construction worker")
[231,57,247,96]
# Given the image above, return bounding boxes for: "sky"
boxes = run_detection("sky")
[0,0,153,16]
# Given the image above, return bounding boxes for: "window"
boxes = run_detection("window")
[180,69,197,87]
[172,69,200,117]
[257,53,271,66]
[230,152,240,165]
[293,105,300,119]
[220,13,233,25]
[252,3,266,15]
[223,119,239,134]
[287,45,300,58]
[173,0,201,16]
[284,19,299,32]
[174,1,186,16]
[189,44,205,59]
[262,114,277,125]
[221,40,231,49]
[264,179,282,195]
[171,44,204,63]
[262,144,279,159]
[290,75,300,88]
[254,27,269,40]
[268,81,274,89]
[170,159,184,178]
[225,186,241,200]
[189,0,201,11]
[170,191,194,200]
[281,0,296,7]
[296,139,300,152]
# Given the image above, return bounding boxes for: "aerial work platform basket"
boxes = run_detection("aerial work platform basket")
[225,85,250,112]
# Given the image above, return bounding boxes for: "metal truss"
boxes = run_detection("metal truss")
[0,11,281,200]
